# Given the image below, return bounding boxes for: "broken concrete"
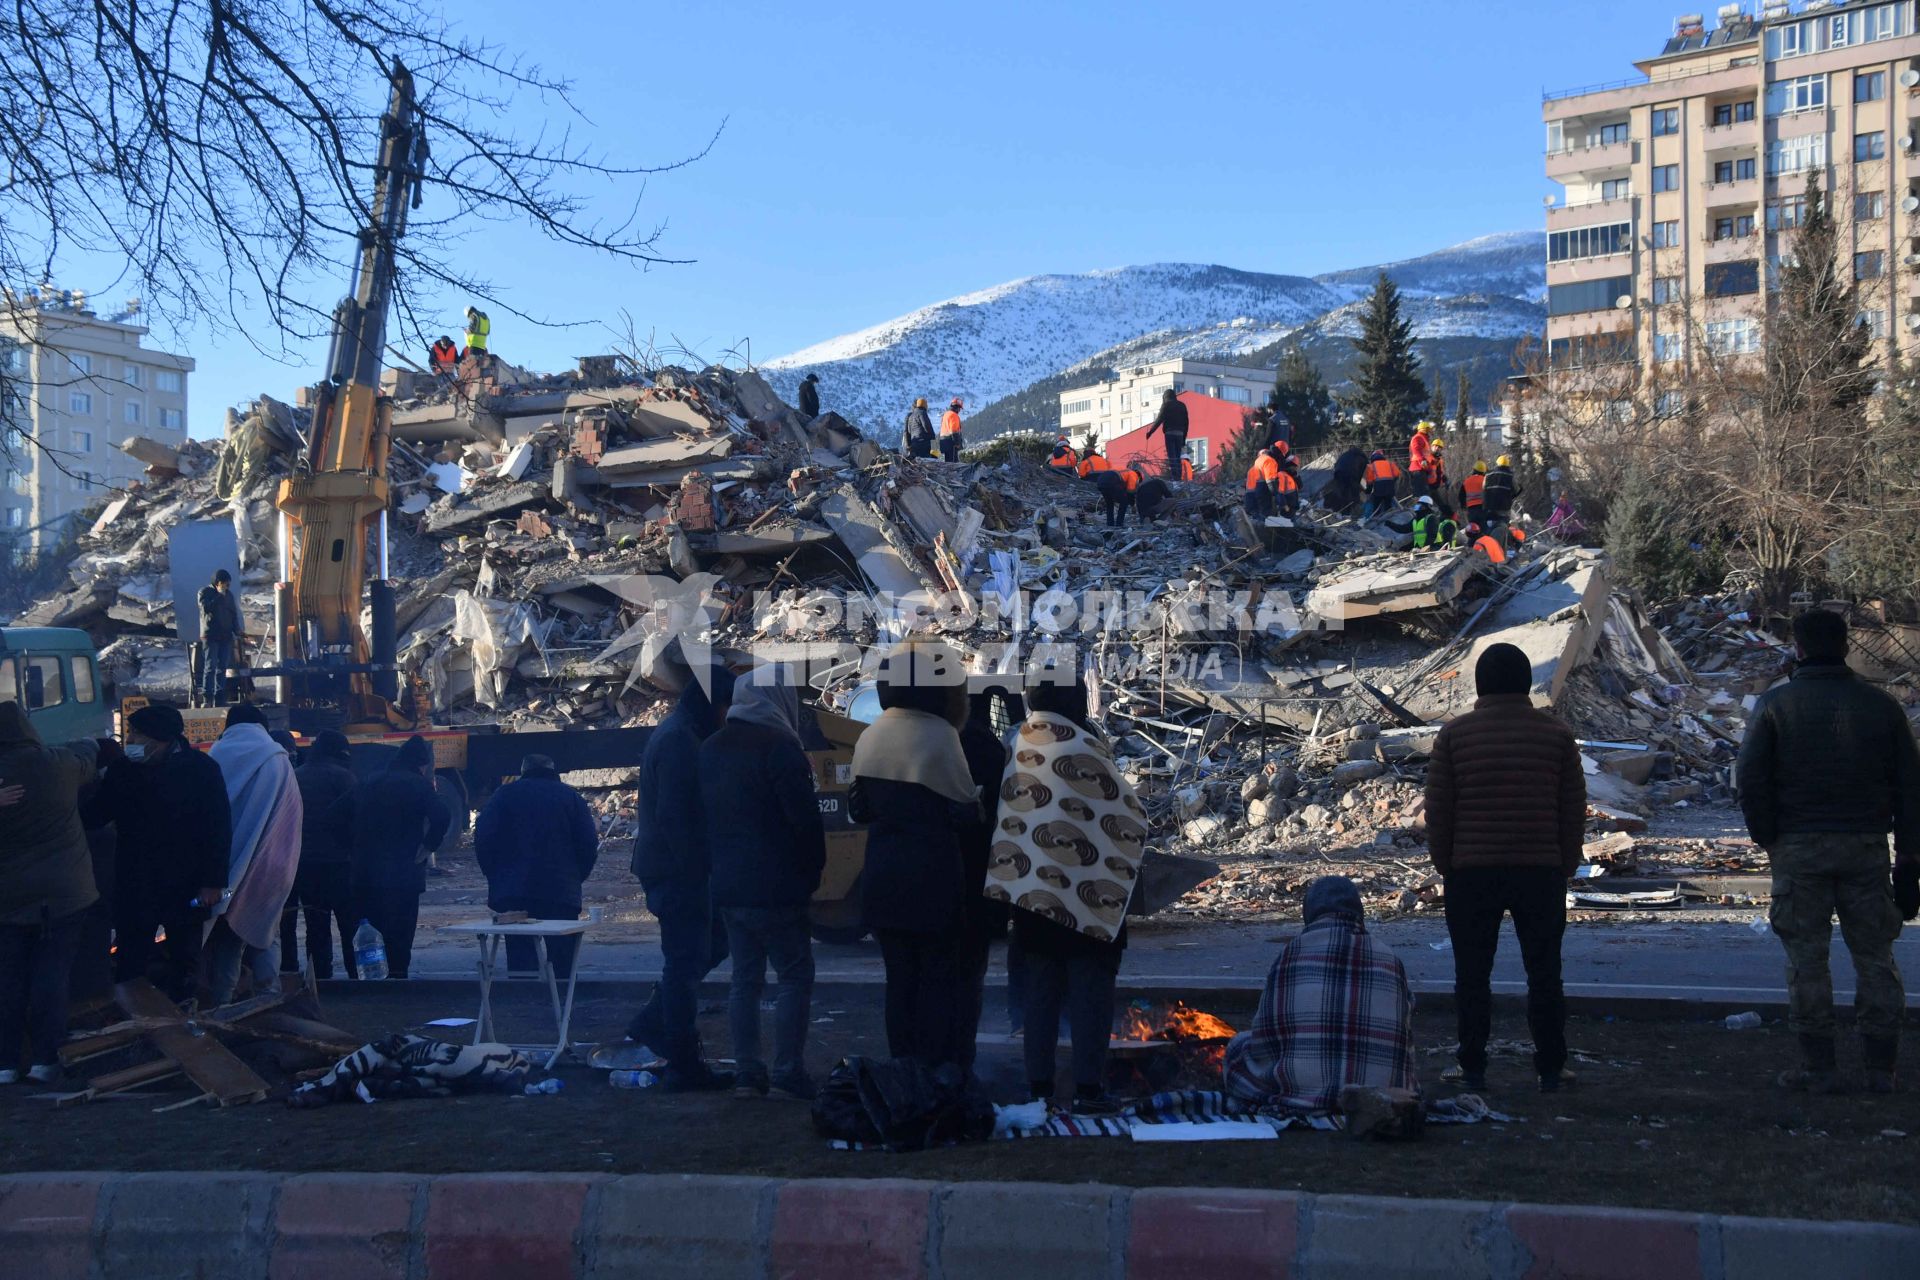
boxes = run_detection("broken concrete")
[1305,552,1473,622]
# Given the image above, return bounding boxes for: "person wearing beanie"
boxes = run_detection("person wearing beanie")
[83,702,232,1002]
[1424,643,1586,1093]
[348,735,451,979]
[473,752,598,980]
[283,731,361,979]
[1223,875,1416,1111]
[626,664,739,1090]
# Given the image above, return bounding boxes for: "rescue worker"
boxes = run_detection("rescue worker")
[902,398,935,459]
[1407,421,1436,502]
[463,306,490,358]
[1077,447,1112,478]
[1410,496,1443,550]
[1428,439,1454,517]
[1362,451,1403,520]
[939,398,965,463]
[1271,457,1301,517]
[1245,446,1283,519]
[1736,609,1920,1094]
[1090,468,1132,527]
[1482,455,1517,531]
[1143,389,1189,477]
[1134,473,1173,521]
[1325,447,1368,515]
[197,569,244,708]
[428,335,459,376]
[1178,456,1194,481]
[1466,522,1507,564]
[1459,460,1489,520]
[798,372,821,420]
[1048,437,1079,473]
[1266,408,1293,451]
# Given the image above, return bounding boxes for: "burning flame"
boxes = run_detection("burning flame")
[1113,1001,1235,1044]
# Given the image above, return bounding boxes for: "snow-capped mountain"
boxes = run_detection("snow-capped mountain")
[760,231,1544,436]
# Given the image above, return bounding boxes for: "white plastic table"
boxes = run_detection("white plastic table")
[437,918,591,1069]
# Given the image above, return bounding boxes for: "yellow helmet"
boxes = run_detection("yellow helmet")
[1431,438,1446,452]
[1474,460,1488,474]
[1496,454,1512,467]
[914,397,928,409]
[1415,421,1433,434]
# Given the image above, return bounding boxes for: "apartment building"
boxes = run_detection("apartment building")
[1543,1,1920,404]
[1058,358,1271,450]
[1,292,194,554]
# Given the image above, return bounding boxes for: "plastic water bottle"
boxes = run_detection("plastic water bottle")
[608,1069,658,1089]
[353,919,389,982]
[1724,1011,1762,1030]
[524,1078,563,1096]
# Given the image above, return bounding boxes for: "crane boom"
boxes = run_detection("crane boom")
[264,61,427,733]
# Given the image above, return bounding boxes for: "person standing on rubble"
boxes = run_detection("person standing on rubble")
[349,735,451,980]
[1090,466,1133,528]
[850,639,981,1070]
[282,730,359,980]
[463,306,490,359]
[475,754,599,980]
[85,703,231,1003]
[1407,421,1436,504]
[1425,642,1585,1094]
[903,397,935,459]
[1361,451,1403,520]
[798,372,821,420]
[197,570,244,708]
[628,665,737,1090]
[1481,455,1517,531]
[1144,389,1190,478]
[1736,609,1920,1094]
[428,336,459,377]
[1428,439,1454,517]
[702,665,825,1100]
[1459,460,1488,522]
[940,398,966,463]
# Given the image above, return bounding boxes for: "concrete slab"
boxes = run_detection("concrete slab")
[819,492,931,599]
[1304,552,1472,622]
[595,437,732,475]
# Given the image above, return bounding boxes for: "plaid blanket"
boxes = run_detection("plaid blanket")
[1222,911,1416,1112]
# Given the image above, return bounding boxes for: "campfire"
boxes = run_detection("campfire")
[1111,1001,1238,1089]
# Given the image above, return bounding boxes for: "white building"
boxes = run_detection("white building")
[1058,358,1272,450]
[1,292,194,554]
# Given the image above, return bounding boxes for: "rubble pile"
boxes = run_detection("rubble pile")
[18,356,1920,920]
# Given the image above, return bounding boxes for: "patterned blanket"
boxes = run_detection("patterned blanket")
[287,1034,532,1107]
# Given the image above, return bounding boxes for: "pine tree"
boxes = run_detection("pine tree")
[1216,411,1268,488]
[1428,370,1447,425]
[1267,344,1338,452]
[1343,271,1425,445]
[1453,368,1472,436]
[1604,465,1704,602]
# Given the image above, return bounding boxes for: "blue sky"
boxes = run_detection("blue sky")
[154,0,1694,433]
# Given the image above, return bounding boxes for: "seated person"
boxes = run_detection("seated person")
[1223,875,1415,1111]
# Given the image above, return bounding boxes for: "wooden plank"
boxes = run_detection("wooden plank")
[114,980,270,1107]
[55,1058,185,1107]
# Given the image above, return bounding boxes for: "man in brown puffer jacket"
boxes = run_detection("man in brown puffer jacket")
[1425,642,1586,1093]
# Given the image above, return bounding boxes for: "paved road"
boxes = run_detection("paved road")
[406,914,1920,1007]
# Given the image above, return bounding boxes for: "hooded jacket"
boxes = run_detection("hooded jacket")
[631,673,734,883]
[0,703,99,925]
[700,678,825,909]
[1425,693,1586,876]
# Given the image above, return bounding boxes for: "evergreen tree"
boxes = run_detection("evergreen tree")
[1453,368,1472,436]
[1603,466,1703,602]
[1216,411,1268,489]
[1343,271,1425,444]
[1427,370,1447,425]
[1267,344,1338,452]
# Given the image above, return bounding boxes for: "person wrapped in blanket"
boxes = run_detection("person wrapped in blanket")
[287,1034,532,1107]
[1222,875,1417,1112]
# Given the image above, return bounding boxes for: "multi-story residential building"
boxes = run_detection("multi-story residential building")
[1058,358,1271,450]
[1542,1,1920,405]
[0,292,193,554]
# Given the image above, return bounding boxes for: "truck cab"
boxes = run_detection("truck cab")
[0,627,110,743]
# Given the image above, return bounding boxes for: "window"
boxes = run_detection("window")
[1062,399,1093,416]
[1865,4,1901,42]
[69,657,94,705]
[1652,220,1681,248]
[73,429,92,452]
[1547,222,1632,262]
[1599,177,1633,201]
[1856,71,1887,103]
[155,370,182,393]
[1547,333,1633,368]
[1712,100,1757,125]
[1767,74,1826,116]
[1119,393,1130,411]
[122,364,142,388]
[21,655,63,711]
[4,507,21,529]
[159,407,184,430]
[1220,386,1253,405]
[1652,276,1682,304]
[1706,260,1761,297]
[1859,308,1890,339]
[1714,160,1734,184]
[1857,191,1887,221]
[1831,13,1852,48]
[1713,214,1756,241]
[122,400,141,425]
[1768,194,1808,229]
[0,341,23,374]
[1606,399,1634,426]
[6,469,24,496]
[1856,131,1887,162]
[1768,252,1801,288]
[1767,134,1826,174]
[1595,121,1630,146]
[1856,250,1886,280]
[68,392,91,415]
[1654,332,1684,363]
[1712,159,1753,184]
[1653,164,1680,192]
[1547,275,1634,317]
[1652,108,1679,137]
[1705,318,1760,355]
[68,353,90,375]
[1185,438,1208,471]
[1738,158,1756,181]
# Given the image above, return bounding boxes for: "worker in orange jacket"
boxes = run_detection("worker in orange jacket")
[1362,451,1403,519]
[1078,448,1112,478]
[1459,460,1487,517]
[1465,522,1507,564]
[1407,422,1436,501]
[1048,438,1079,473]
[428,335,459,376]
[1179,456,1194,481]
[939,398,965,463]
[1427,439,1453,516]
[1246,447,1300,518]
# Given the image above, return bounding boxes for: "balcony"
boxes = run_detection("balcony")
[1547,136,1636,180]
[1704,117,1760,153]
[1704,228,1761,262]
[1705,175,1760,207]
[1547,196,1633,226]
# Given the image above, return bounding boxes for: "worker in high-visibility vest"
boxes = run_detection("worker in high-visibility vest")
[1361,451,1403,519]
[1245,447,1282,518]
[463,306,490,356]
[939,398,965,463]
[1411,496,1444,550]
[1459,460,1488,518]
[1271,461,1300,517]
[1078,448,1112,478]
[1178,456,1194,481]
[1048,437,1080,473]
[1466,522,1507,564]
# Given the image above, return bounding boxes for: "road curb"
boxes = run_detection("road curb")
[3,1172,1912,1278]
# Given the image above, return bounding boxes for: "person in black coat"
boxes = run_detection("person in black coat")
[1088,467,1132,528]
[84,703,231,1002]
[475,754,599,979]
[1144,388,1189,477]
[626,665,736,1089]
[701,668,825,1098]
[349,735,450,979]
[280,730,359,979]
[798,372,821,420]
[1325,446,1369,515]
[1133,476,1173,521]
